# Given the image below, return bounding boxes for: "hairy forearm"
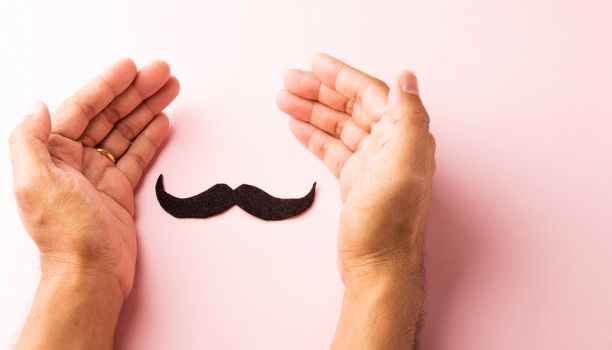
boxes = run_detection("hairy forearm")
[16,268,124,350]
[332,259,425,350]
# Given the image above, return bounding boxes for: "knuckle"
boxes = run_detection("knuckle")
[72,96,96,120]
[79,133,96,147]
[115,122,135,141]
[412,108,430,125]
[96,76,115,96]
[124,150,146,169]
[360,78,387,101]
[354,135,367,151]
[102,105,122,125]
[139,132,156,149]
[335,115,349,137]
[344,99,354,114]
[356,80,369,102]
[332,157,346,177]
[405,112,430,134]
[319,140,330,159]
[372,78,388,91]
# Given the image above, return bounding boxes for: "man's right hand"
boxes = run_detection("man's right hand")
[277,53,436,349]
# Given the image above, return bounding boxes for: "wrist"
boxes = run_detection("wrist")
[17,264,124,349]
[39,265,125,304]
[338,206,428,288]
[333,257,425,350]
[342,258,425,300]
[39,249,130,297]
[340,245,425,286]
[38,263,126,321]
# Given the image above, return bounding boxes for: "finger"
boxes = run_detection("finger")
[116,113,169,189]
[79,60,171,147]
[277,90,369,152]
[98,76,180,158]
[9,102,53,192]
[284,68,375,132]
[52,58,137,140]
[311,53,389,122]
[388,71,430,132]
[349,103,377,132]
[288,118,353,178]
[388,71,433,174]
[283,69,351,112]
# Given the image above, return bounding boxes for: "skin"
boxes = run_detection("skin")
[277,54,436,349]
[10,59,180,349]
[10,54,435,349]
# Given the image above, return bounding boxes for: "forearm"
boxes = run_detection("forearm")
[16,268,124,350]
[332,260,425,350]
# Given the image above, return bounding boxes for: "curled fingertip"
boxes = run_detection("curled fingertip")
[150,59,171,75]
[311,52,333,68]
[275,90,291,111]
[283,69,302,85]
[113,58,137,74]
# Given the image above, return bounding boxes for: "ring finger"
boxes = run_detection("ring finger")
[79,60,172,147]
[276,90,369,152]
[97,76,180,159]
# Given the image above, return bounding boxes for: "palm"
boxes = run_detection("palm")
[50,138,134,213]
[44,137,136,287]
[337,112,398,199]
[277,54,432,271]
[38,59,179,295]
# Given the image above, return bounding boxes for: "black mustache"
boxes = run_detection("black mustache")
[155,175,316,221]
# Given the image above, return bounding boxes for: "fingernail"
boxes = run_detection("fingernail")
[399,72,419,95]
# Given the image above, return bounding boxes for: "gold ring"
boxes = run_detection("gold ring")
[96,148,116,164]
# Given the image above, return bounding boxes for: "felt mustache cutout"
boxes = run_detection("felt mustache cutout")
[155,175,316,220]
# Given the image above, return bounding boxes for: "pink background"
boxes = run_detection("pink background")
[1,0,611,349]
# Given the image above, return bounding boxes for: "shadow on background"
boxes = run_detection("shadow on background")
[113,112,180,349]
[418,165,500,350]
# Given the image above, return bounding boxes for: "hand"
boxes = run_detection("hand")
[277,53,434,348]
[277,53,435,283]
[9,59,180,297]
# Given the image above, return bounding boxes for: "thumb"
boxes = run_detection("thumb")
[388,71,430,132]
[9,101,53,186]
[387,71,435,174]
